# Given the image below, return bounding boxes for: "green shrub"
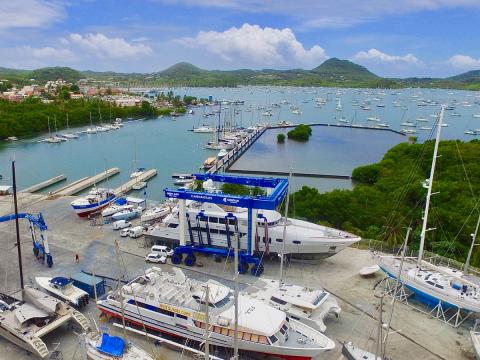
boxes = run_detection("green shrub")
[287,124,312,141]
[277,133,285,143]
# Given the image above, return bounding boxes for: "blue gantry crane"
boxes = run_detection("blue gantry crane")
[0,212,53,267]
[163,173,288,276]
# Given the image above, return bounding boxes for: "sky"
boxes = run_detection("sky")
[0,0,480,77]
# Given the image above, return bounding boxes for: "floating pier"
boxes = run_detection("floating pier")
[53,168,120,196]
[207,126,267,174]
[113,168,157,195]
[21,174,66,193]
[226,169,351,179]
[268,122,406,136]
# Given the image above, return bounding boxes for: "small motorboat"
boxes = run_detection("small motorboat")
[85,332,154,360]
[112,207,143,221]
[132,181,147,190]
[217,148,228,158]
[101,203,133,217]
[130,168,146,178]
[141,206,170,223]
[35,276,90,308]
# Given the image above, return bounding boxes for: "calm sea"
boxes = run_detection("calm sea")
[0,86,478,199]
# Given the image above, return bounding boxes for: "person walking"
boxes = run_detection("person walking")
[75,253,79,263]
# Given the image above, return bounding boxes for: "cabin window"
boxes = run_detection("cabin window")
[158,308,174,317]
[213,326,221,333]
[293,240,301,245]
[268,335,278,344]
[209,217,218,223]
[176,313,188,320]
[271,296,287,305]
[276,238,283,243]
[251,334,259,342]
[237,331,244,339]
[228,329,235,337]
[219,218,226,224]
[243,332,251,341]
[168,223,178,228]
[221,327,229,336]
[435,284,444,289]
[259,336,268,344]
[313,292,327,306]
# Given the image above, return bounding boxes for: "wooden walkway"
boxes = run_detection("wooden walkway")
[206,127,267,174]
[268,123,406,136]
[113,169,157,195]
[227,168,351,179]
[21,174,66,193]
[53,168,120,196]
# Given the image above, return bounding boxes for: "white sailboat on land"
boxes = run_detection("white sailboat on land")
[376,105,480,326]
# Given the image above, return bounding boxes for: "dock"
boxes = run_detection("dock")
[268,122,407,136]
[113,168,157,195]
[21,174,66,193]
[53,168,120,196]
[226,169,351,179]
[207,126,267,174]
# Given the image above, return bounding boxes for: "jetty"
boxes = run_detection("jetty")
[226,169,351,179]
[207,126,267,174]
[113,169,157,195]
[21,174,66,193]
[53,168,120,196]
[268,122,406,136]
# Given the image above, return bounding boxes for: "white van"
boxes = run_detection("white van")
[128,226,144,238]
[113,220,131,230]
[151,245,174,257]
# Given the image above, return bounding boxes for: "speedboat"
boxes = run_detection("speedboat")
[112,207,143,221]
[97,267,335,360]
[193,126,215,133]
[202,157,217,170]
[71,188,116,217]
[141,206,170,223]
[35,276,89,309]
[217,149,228,158]
[130,168,146,178]
[85,332,154,360]
[247,278,340,332]
[147,201,361,260]
[0,287,90,359]
[102,204,133,217]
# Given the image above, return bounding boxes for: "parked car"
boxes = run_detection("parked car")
[113,220,132,230]
[145,253,167,264]
[128,226,145,238]
[120,228,130,237]
[151,245,174,257]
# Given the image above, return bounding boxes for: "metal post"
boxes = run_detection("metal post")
[232,224,239,360]
[465,213,480,273]
[12,161,24,290]
[179,199,186,246]
[418,106,444,267]
[279,174,291,285]
[247,207,252,255]
[204,284,210,359]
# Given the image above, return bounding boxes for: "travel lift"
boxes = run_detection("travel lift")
[0,212,53,267]
[163,173,288,276]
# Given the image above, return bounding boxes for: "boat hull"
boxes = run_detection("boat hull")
[72,196,115,217]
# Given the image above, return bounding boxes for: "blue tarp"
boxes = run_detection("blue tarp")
[97,333,125,357]
[114,198,127,205]
[50,277,71,287]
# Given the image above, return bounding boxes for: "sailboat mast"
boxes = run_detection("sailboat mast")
[417,106,444,267]
[464,213,480,272]
[232,223,239,360]
[279,172,291,285]
[12,161,24,290]
[204,284,210,359]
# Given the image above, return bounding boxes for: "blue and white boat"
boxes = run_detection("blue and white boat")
[35,276,90,308]
[85,332,154,360]
[111,207,143,221]
[70,188,116,217]
[376,106,480,322]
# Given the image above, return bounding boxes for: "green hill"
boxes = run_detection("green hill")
[312,58,378,80]
[158,62,205,77]
[30,67,81,83]
[448,70,480,83]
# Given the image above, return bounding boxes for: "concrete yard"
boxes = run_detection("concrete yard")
[0,194,475,360]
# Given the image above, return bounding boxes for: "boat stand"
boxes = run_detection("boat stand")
[382,277,472,328]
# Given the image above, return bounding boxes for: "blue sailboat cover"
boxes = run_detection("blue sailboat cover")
[97,333,126,357]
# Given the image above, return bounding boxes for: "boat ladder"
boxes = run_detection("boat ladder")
[72,310,91,331]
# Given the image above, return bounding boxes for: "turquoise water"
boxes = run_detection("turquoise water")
[0,86,478,199]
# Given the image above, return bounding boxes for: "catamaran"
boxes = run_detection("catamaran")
[376,106,480,323]
[97,267,335,360]
[35,276,90,308]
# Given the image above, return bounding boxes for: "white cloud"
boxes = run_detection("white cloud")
[445,55,480,70]
[22,46,74,60]
[0,1,64,30]
[68,33,153,58]
[158,0,480,28]
[178,24,327,68]
[353,48,420,64]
